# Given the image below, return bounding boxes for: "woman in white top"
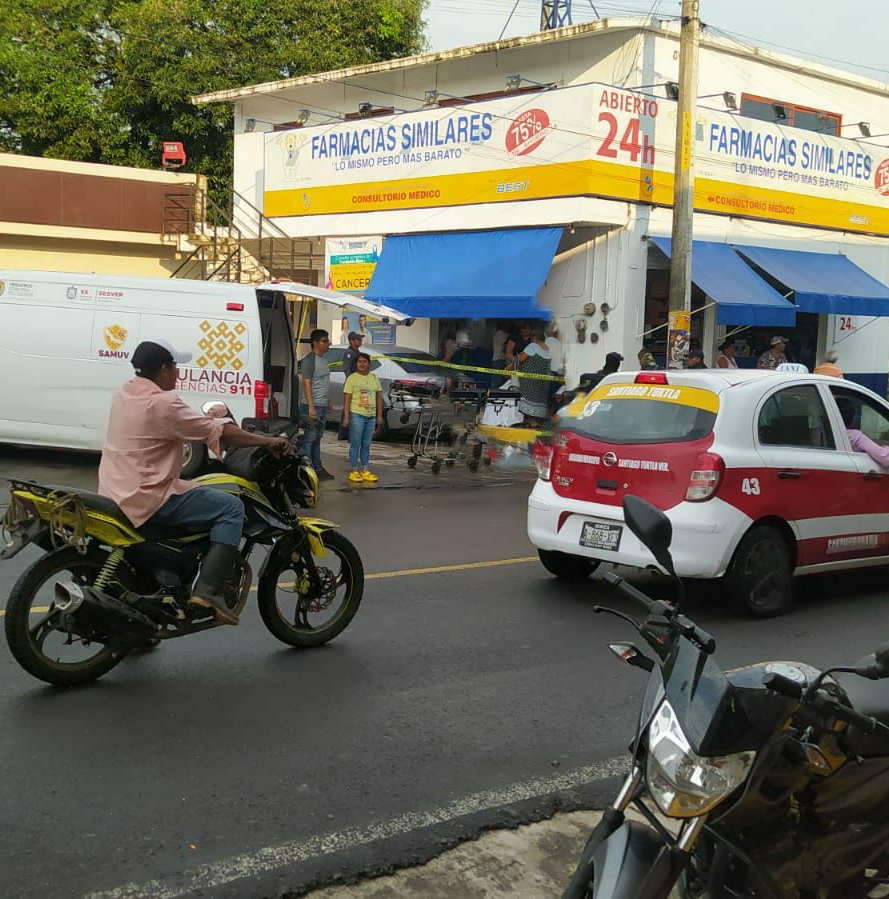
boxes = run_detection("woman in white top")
[716,339,739,369]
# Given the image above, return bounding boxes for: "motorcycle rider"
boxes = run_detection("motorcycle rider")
[98,339,292,625]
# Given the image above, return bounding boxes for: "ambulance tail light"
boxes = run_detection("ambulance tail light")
[686,452,725,502]
[533,441,554,481]
[254,380,270,419]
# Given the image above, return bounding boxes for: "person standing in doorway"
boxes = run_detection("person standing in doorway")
[491,321,509,371]
[716,340,738,369]
[757,335,788,370]
[300,329,335,481]
[342,352,383,483]
[814,350,843,378]
[342,331,364,378]
[578,352,622,392]
[685,349,707,369]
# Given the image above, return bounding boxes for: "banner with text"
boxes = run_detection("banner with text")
[264,83,889,236]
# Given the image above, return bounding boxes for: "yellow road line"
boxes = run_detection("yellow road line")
[0,557,539,615]
[365,556,537,580]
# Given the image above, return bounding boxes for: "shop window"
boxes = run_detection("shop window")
[740,94,841,136]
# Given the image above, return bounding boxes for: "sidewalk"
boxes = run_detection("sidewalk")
[305,810,603,898]
[304,810,684,898]
[317,432,536,492]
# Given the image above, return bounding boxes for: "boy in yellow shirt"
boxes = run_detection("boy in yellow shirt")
[342,353,384,483]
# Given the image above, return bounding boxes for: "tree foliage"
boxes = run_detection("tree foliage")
[0,0,427,195]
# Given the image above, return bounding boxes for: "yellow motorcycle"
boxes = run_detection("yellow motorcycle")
[1,426,364,686]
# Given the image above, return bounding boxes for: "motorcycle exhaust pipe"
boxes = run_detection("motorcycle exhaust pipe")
[54,581,86,613]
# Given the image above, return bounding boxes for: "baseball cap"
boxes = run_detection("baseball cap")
[605,352,624,365]
[770,335,788,346]
[131,339,192,375]
[347,331,364,341]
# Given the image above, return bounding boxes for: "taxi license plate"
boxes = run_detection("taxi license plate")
[580,522,622,552]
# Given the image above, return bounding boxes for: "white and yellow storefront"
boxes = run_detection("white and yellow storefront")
[198,18,889,393]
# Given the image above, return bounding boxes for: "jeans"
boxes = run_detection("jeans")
[146,486,245,546]
[299,403,327,471]
[348,413,376,469]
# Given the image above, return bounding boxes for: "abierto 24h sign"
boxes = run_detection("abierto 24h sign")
[264,83,889,237]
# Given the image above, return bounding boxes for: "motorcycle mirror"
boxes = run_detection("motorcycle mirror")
[202,401,234,419]
[609,642,655,672]
[622,495,676,576]
[859,640,889,679]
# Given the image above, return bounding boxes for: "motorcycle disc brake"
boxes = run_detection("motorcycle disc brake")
[281,565,337,613]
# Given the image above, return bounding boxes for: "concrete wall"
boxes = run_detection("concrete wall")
[0,153,203,278]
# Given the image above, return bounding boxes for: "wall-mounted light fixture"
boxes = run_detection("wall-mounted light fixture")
[297,108,311,125]
[424,89,439,105]
[358,102,373,117]
[699,91,737,110]
[824,121,872,137]
[772,103,788,121]
[505,74,556,91]
[244,118,256,133]
[627,82,680,101]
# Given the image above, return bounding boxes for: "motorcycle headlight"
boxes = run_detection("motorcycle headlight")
[646,700,755,818]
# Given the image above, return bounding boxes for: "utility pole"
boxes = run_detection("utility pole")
[666,0,701,368]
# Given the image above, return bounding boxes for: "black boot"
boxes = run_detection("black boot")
[189,543,241,625]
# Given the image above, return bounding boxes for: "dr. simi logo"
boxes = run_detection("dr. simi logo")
[98,324,129,359]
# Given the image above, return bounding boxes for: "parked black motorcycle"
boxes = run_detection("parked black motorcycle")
[563,494,889,899]
[1,419,364,687]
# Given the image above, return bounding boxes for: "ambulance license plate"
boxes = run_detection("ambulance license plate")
[580,521,622,552]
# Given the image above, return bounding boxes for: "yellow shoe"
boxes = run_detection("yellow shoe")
[361,470,379,482]
[348,470,364,483]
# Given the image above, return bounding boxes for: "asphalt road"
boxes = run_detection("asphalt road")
[2,447,889,898]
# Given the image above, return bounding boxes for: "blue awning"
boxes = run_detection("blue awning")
[650,237,797,326]
[734,245,889,316]
[364,227,562,319]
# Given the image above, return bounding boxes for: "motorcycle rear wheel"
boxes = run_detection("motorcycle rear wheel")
[5,547,126,686]
[257,530,364,647]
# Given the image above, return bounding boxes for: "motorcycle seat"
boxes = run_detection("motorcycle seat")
[834,661,889,757]
[63,490,208,543]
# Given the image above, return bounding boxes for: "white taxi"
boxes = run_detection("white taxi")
[528,369,889,615]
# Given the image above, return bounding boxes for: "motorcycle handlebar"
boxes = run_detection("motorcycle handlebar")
[602,571,715,654]
[814,693,886,736]
[602,570,653,611]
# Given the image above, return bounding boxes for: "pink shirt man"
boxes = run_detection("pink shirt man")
[98,377,225,526]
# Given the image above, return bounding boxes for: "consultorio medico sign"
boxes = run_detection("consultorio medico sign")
[263,82,889,236]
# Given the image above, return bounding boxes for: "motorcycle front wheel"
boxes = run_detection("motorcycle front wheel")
[5,547,126,686]
[257,530,364,647]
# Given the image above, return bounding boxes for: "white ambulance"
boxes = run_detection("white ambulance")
[0,271,404,475]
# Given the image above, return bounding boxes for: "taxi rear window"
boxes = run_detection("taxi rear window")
[558,382,719,445]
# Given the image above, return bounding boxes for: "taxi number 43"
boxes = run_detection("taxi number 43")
[741,477,762,496]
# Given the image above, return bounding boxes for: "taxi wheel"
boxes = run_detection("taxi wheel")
[727,525,793,617]
[538,549,600,580]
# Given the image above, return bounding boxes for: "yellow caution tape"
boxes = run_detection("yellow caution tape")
[477,424,551,443]
[329,354,564,383]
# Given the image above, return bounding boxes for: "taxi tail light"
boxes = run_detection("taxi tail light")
[635,372,669,385]
[254,380,270,419]
[533,441,553,481]
[686,452,725,502]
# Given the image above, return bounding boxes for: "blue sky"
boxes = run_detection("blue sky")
[424,0,889,83]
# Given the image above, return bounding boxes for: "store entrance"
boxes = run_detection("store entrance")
[721,313,818,369]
